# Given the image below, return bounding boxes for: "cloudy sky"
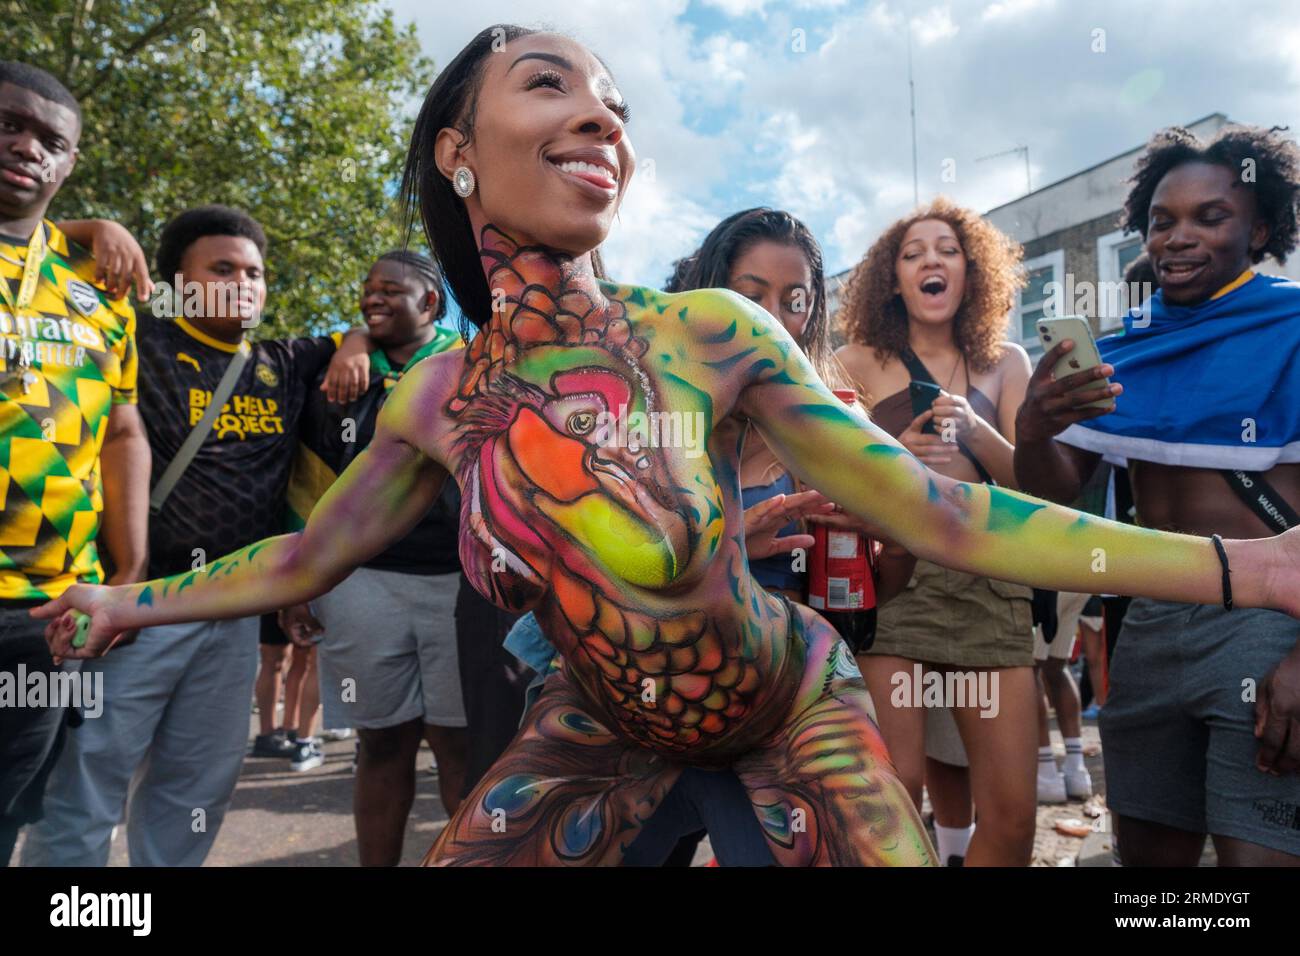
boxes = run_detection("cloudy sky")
[386,0,1300,286]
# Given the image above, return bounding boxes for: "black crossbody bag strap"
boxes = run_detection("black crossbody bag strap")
[900,349,993,485]
[1222,469,1300,535]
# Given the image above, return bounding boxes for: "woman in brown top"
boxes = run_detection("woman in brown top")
[837,197,1038,866]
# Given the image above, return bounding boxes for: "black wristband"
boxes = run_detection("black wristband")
[1211,533,1233,611]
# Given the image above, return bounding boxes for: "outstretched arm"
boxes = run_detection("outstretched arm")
[730,300,1289,613]
[37,376,449,656]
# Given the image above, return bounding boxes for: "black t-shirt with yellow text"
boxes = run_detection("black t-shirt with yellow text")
[136,312,338,577]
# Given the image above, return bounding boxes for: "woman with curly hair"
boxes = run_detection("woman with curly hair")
[836,197,1041,866]
[35,32,1300,867]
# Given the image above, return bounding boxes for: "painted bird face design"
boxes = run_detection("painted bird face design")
[450,228,692,608]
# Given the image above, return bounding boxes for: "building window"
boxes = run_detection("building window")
[1015,249,1064,356]
[1096,229,1146,330]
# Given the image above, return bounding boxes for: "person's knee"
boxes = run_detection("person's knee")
[891,761,925,806]
[1116,816,1204,866]
[1211,834,1300,867]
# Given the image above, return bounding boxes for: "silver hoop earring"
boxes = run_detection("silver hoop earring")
[453,166,476,198]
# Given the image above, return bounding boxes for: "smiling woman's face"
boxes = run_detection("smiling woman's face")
[436,33,635,257]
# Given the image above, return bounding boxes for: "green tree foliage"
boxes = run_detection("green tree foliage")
[3,0,432,336]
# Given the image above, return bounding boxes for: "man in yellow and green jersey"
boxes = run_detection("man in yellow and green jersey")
[0,61,150,866]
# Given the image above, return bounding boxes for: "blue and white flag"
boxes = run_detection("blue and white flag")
[1059,272,1300,470]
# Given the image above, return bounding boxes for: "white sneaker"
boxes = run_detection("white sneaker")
[320,727,353,742]
[1038,770,1067,804]
[1064,766,1093,800]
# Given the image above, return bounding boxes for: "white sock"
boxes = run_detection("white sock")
[1064,737,1085,774]
[934,823,975,861]
[1037,745,1059,779]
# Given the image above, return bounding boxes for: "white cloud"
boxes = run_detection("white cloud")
[912,5,958,46]
[700,0,850,15]
[698,0,1300,271]
[699,0,769,16]
[601,171,720,286]
[982,0,1054,21]
[701,34,751,86]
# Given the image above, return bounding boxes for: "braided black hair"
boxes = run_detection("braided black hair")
[1123,124,1300,264]
[375,249,447,320]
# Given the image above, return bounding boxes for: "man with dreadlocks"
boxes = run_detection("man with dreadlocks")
[276,250,466,866]
[1015,124,1300,866]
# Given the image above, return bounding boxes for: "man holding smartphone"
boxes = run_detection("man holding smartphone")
[1014,123,1300,867]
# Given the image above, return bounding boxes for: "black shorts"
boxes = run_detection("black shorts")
[259,612,289,646]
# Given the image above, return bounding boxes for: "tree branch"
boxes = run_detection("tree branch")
[72,0,210,102]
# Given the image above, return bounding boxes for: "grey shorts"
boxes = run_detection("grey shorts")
[314,567,466,730]
[1100,597,1300,855]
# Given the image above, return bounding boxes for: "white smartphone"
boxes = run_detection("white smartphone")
[1035,316,1114,410]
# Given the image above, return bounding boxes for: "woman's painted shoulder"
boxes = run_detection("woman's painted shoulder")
[601,282,773,342]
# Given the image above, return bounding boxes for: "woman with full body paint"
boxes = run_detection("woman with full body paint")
[837,198,1046,866]
[605,207,916,864]
[36,28,1300,866]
